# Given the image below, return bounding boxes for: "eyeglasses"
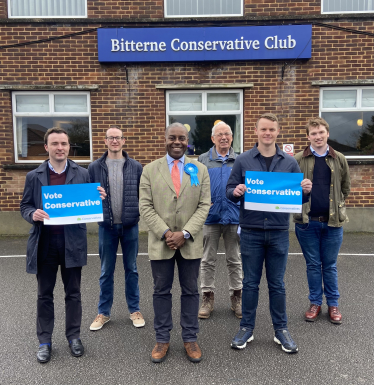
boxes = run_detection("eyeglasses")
[214,133,232,138]
[106,136,123,142]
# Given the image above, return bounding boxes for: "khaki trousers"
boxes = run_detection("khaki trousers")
[200,224,242,296]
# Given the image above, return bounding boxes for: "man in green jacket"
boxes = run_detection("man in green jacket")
[294,117,351,324]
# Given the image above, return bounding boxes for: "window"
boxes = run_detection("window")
[322,0,374,14]
[166,90,243,155]
[12,92,92,163]
[320,87,374,158]
[8,0,87,18]
[165,0,243,17]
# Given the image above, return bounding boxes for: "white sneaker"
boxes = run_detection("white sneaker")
[130,311,145,328]
[90,314,110,331]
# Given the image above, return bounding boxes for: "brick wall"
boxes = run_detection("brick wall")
[0,1,325,20]
[0,15,373,210]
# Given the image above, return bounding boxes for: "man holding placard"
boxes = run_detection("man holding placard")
[20,128,106,363]
[88,125,144,331]
[226,113,312,354]
[294,118,350,324]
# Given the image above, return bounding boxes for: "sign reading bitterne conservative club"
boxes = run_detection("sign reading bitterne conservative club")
[97,25,312,63]
[245,171,303,213]
[42,183,103,225]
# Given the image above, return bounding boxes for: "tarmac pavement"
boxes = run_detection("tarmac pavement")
[0,231,373,385]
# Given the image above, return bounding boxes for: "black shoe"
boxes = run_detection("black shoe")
[69,339,84,357]
[37,344,52,363]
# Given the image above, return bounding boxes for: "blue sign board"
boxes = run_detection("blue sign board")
[97,25,312,63]
[42,183,103,225]
[244,171,303,213]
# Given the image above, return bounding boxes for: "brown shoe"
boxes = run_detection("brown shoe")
[305,304,321,322]
[328,306,342,324]
[184,341,202,363]
[230,289,242,319]
[198,292,214,319]
[151,342,170,363]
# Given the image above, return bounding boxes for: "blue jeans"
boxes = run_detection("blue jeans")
[240,229,289,331]
[295,221,343,306]
[98,224,140,315]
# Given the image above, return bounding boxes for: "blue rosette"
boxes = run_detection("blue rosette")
[184,163,200,186]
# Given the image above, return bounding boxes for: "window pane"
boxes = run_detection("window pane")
[168,114,240,155]
[166,0,241,16]
[16,95,49,112]
[207,93,240,111]
[54,94,88,112]
[16,116,90,160]
[362,89,374,107]
[10,0,86,17]
[169,93,202,111]
[322,111,374,156]
[322,90,357,108]
[323,0,374,12]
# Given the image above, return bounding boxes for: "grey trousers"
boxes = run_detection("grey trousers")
[200,224,242,296]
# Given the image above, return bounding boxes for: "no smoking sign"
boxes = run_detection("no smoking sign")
[283,144,294,156]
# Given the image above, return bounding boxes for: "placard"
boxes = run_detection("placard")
[98,25,312,62]
[42,183,103,225]
[244,171,303,213]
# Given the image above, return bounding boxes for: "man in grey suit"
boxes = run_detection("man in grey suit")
[140,122,210,363]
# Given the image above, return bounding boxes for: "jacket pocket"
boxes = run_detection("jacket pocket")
[293,213,303,222]
[338,201,347,222]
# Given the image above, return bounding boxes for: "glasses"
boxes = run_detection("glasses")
[106,136,123,142]
[214,132,232,138]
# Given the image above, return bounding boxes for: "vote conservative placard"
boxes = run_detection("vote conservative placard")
[42,183,103,225]
[245,171,303,213]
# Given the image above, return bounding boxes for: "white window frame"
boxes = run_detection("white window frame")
[164,0,243,18]
[166,89,243,154]
[8,0,88,19]
[321,0,374,14]
[12,91,92,163]
[319,86,374,159]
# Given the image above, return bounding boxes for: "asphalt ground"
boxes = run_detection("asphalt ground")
[0,231,373,385]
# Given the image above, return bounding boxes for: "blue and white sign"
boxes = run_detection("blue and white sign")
[97,25,312,63]
[42,183,103,225]
[245,171,303,213]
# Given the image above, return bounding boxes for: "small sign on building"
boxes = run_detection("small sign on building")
[283,144,294,157]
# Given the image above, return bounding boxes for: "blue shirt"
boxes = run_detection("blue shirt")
[216,149,229,162]
[166,154,185,184]
[310,145,329,158]
[48,160,67,174]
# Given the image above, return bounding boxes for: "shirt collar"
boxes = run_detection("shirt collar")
[48,160,68,174]
[166,153,185,165]
[310,145,329,158]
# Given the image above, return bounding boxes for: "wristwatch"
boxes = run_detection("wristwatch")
[182,230,190,239]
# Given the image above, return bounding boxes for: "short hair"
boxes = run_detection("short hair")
[305,117,329,135]
[255,113,279,128]
[44,127,70,145]
[211,121,232,136]
[106,125,123,137]
[165,122,189,138]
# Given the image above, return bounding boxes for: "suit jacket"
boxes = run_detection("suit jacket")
[139,155,211,260]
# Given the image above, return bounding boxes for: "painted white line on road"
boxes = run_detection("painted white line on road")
[1,253,374,258]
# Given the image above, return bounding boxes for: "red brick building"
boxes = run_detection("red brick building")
[0,1,373,233]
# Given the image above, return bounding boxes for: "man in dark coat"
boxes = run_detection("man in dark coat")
[20,128,106,364]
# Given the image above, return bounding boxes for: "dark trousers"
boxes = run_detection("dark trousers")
[36,234,82,344]
[151,251,201,343]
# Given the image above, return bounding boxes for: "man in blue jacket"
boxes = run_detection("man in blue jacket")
[197,121,242,319]
[226,113,312,354]
[20,128,106,363]
[88,125,144,331]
